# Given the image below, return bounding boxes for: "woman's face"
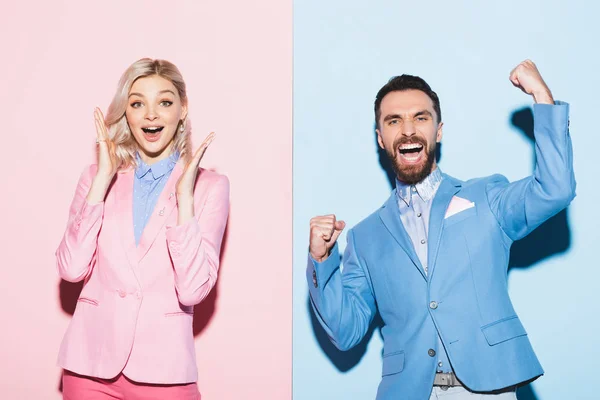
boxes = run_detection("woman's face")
[126,75,187,164]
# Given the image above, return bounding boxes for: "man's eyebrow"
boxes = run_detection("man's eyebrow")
[383,110,432,121]
[414,110,433,118]
[383,114,403,122]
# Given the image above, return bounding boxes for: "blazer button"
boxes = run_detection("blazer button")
[118,290,127,298]
[429,301,438,309]
[312,270,318,288]
[428,349,436,357]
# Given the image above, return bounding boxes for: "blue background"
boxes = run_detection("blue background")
[293,1,598,399]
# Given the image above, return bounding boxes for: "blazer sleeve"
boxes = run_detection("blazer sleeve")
[165,174,230,307]
[55,165,105,282]
[486,101,576,241]
[307,229,377,351]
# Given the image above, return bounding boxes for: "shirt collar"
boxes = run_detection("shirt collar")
[135,151,180,180]
[396,167,443,205]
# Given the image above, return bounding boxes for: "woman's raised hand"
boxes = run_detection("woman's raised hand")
[86,108,118,203]
[175,132,216,225]
[176,132,216,199]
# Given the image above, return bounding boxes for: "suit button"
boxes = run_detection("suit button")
[312,270,318,288]
[118,290,127,298]
[429,301,438,309]
[428,349,436,357]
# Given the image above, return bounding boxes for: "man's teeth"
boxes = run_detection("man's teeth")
[398,143,424,154]
[400,144,423,150]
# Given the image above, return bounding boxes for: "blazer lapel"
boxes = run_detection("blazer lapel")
[115,170,139,270]
[136,162,183,262]
[427,175,461,280]
[379,192,427,280]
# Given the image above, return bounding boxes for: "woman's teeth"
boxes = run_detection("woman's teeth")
[142,126,164,134]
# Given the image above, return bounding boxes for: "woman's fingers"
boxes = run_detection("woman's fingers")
[94,108,110,145]
[191,132,216,167]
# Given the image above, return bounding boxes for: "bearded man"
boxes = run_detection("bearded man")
[307,60,575,400]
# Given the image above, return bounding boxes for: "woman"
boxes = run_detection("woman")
[56,58,229,399]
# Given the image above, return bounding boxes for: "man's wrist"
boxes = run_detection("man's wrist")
[310,251,329,264]
[532,88,554,104]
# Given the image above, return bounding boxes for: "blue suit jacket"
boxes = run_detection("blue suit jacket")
[307,103,575,400]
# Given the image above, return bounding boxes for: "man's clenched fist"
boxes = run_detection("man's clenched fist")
[309,215,346,263]
[509,59,554,104]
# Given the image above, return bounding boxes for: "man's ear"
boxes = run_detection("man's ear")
[376,129,385,149]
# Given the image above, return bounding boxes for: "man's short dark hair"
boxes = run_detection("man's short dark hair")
[374,75,441,128]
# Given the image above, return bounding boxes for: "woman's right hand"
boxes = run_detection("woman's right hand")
[86,108,117,204]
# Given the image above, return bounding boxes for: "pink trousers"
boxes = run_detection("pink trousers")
[62,370,201,400]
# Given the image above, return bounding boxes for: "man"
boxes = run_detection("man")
[307,60,575,400]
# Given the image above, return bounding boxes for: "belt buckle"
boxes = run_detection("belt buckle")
[435,372,456,389]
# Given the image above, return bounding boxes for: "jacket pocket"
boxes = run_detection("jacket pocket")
[382,350,405,376]
[444,206,477,227]
[164,311,194,317]
[77,297,99,306]
[481,315,527,346]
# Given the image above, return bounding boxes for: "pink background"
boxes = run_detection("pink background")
[0,1,291,398]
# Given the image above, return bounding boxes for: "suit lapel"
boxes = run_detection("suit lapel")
[136,162,183,262]
[379,193,427,280]
[115,170,139,270]
[427,175,461,280]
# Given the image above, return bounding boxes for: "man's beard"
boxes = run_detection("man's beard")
[385,136,436,185]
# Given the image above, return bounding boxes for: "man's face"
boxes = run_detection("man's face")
[376,89,443,184]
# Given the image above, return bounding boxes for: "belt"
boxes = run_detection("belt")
[433,372,462,387]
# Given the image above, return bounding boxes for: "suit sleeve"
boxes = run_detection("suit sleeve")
[307,229,377,351]
[166,174,230,307]
[55,165,104,282]
[486,101,576,241]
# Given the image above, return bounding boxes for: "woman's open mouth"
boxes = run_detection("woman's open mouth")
[141,126,164,142]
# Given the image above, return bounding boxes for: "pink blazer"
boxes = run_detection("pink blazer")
[56,162,229,384]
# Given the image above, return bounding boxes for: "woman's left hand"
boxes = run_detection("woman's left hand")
[175,132,216,222]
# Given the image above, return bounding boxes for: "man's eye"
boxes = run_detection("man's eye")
[416,117,427,121]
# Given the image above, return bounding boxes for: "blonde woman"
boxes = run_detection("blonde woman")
[56,58,229,399]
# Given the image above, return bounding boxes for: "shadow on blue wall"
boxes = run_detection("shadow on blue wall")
[306,107,572,400]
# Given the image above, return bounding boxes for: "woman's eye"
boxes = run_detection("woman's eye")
[130,101,142,108]
[160,101,173,107]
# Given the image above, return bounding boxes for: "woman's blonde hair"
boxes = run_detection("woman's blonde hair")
[104,58,191,170]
